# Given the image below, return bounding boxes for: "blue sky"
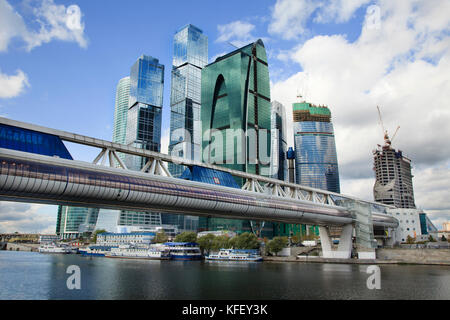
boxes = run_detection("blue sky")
[1,0,449,233]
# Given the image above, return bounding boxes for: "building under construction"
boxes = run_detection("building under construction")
[373,108,416,209]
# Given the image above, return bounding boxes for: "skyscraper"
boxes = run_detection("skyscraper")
[56,206,99,239]
[270,101,288,181]
[293,101,340,193]
[118,55,165,229]
[201,39,273,237]
[165,25,208,233]
[125,55,164,170]
[169,24,208,176]
[112,76,131,166]
[373,138,416,208]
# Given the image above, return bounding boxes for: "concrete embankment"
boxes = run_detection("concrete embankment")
[263,247,450,266]
[4,243,40,252]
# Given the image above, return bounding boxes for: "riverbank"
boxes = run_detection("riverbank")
[264,248,450,266]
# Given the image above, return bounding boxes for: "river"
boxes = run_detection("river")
[1,251,449,300]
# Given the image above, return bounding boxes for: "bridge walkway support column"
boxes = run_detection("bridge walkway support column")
[319,224,353,259]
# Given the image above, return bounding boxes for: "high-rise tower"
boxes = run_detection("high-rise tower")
[270,100,288,181]
[373,139,416,208]
[118,55,165,229]
[169,24,208,176]
[201,39,273,237]
[292,101,340,193]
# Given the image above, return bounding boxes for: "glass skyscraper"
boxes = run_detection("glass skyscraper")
[169,24,208,175]
[293,101,340,193]
[164,25,208,233]
[118,55,165,228]
[112,76,131,165]
[201,39,273,237]
[270,101,288,181]
[56,206,99,239]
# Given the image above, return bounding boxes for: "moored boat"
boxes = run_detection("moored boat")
[206,249,263,262]
[38,244,71,254]
[105,244,170,260]
[164,242,202,261]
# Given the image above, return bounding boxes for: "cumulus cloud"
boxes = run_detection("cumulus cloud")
[268,0,370,40]
[270,0,450,225]
[0,0,88,52]
[0,69,29,98]
[216,20,267,48]
[0,202,56,234]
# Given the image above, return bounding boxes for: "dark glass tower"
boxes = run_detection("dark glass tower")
[201,39,273,237]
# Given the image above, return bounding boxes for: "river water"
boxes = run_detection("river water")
[1,251,449,300]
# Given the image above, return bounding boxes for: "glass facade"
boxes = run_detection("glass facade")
[119,55,165,228]
[169,24,208,176]
[125,55,164,171]
[0,123,72,160]
[270,101,288,181]
[201,39,273,238]
[293,102,340,193]
[56,206,99,239]
[167,24,208,233]
[112,77,131,165]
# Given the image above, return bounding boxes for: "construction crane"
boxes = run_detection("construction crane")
[376,106,400,148]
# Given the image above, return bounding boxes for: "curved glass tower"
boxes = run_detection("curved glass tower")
[113,77,131,145]
[201,39,273,237]
[293,102,340,193]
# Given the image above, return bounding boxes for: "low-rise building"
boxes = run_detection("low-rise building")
[96,232,155,246]
[197,230,237,238]
[387,209,438,243]
[39,234,60,244]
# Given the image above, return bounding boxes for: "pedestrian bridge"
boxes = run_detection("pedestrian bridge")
[0,117,399,259]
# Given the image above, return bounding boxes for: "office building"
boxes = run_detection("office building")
[56,206,99,239]
[201,39,273,237]
[387,208,438,243]
[118,55,165,228]
[166,24,208,233]
[169,24,208,176]
[270,101,288,181]
[293,101,340,193]
[112,76,131,164]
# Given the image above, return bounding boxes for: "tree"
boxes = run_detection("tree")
[92,229,107,243]
[212,235,232,251]
[230,232,260,249]
[174,232,197,243]
[153,231,169,243]
[267,237,289,256]
[429,235,436,242]
[197,234,216,255]
[441,235,447,242]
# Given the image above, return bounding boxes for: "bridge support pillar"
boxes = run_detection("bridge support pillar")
[319,224,353,259]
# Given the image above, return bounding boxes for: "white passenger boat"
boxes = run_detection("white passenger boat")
[206,249,263,262]
[164,242,203,261]
[105,245,170,260]
[38,244,70,254]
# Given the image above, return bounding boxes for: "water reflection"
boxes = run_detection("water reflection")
[1,252,450,300]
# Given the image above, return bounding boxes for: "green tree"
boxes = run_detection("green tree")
[92,229,107,243]
[230,232,260,249]
[197,234,216,255]
[174,232,197,243]
[212,235,232,251]
[441,235,447,242]
[429,235,436,242]
[153,231,169,243]
[267,237,289,256]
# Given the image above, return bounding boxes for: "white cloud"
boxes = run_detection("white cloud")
[0,202,56,234]
[0,69,29,98]
[268,0,370,40]
[0,0,88,53]
[271,0,450,226]
[216,20,263,48]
